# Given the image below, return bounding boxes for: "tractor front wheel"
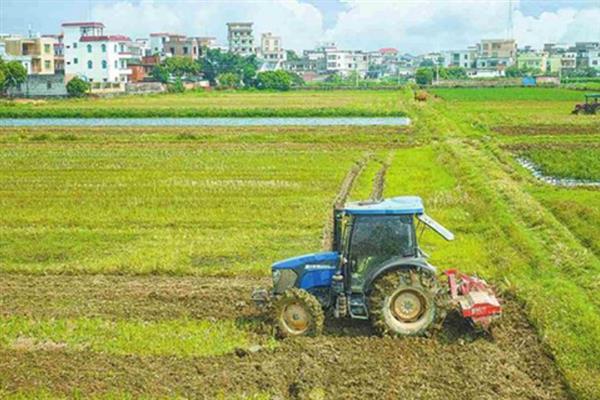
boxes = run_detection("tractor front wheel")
[368,268,445,336]
[273,288,324,338]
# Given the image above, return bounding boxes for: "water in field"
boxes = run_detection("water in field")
[0,117,410,127]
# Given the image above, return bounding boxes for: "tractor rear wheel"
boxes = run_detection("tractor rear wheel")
[368,268,445,336]
[273,288,324,338]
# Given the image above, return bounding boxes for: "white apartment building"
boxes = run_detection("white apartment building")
[62,22,131,84]
[441,49,475,68]
[227,22,254,56]
[325,49,369,77]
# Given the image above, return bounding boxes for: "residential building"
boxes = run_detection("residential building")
[194,37,218,50]
[517,51,548,73]
[440,49,475,68]
[7,73,67,97]
[164,36,200,59]
[43,34,64,73]
[2,35,56,74]
[260,32,285,61]
[574,42,600,69]
[476,39,516,73]
[149,33,177,56]
[325,49,369,77]
[227,22,254,56]
[0,40,33,73]
[62,22,131,85]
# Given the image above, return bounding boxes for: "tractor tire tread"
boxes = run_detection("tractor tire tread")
[272,287,324,338]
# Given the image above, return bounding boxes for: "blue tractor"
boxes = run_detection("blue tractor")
[253,196,501,337]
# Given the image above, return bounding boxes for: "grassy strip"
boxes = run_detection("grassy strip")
[518,147,600,180]
[0,390,271,399]
[530,187,600,257]
[430,87,588,102]
[0,107,406,118]
[0,90,410,118]
[0,317,253,357]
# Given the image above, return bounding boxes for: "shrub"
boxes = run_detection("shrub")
[167,78,185,93]
[217,73,241,89]
[256,70,292,91]
[415,68,434,85]
[66,77,90,97]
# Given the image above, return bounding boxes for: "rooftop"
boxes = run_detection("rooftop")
[80,35,131,42]
[343,196,424,215]
[62,22,105,28]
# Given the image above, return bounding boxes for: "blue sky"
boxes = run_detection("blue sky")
[1,1,599,53]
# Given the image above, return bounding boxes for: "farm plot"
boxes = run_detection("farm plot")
[430,87,599,128]
[0,89,409,118]
[0,128,371,275]
[0,142,569,400]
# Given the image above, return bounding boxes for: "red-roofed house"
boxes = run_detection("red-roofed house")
[62,21,131,90]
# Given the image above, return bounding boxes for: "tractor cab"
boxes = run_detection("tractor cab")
[332,196,454,317]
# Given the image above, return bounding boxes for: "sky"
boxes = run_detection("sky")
[0,0,599,53]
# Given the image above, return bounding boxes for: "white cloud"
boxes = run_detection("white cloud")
[91,0,600,53]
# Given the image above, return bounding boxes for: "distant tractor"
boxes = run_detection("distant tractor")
[252,196,501,337]
[572,94,600,115]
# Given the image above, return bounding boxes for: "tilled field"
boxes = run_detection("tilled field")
[0,274,568,400]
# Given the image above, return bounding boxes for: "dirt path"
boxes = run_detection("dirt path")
[0,274,570,399]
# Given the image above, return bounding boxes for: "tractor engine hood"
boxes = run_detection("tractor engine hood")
[272,251,340,270]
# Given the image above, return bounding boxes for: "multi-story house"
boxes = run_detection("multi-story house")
[440,49,475,69]
[227,22,254,56]
[2,35,56,74]
[62,22,131,85]
[149,33,178,56]
[42,34,64,73]
[517,51,548,73]
[0,40,32,73]
[164,36,200,59]
[574,42,600,70]
[476,39,517,73]
[325,49,369,78]
[259,33,285,62]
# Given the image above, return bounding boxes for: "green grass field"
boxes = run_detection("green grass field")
[0,90,409,118]
[1,87,599,399]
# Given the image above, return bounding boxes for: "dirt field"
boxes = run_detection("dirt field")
[0,274,568,400]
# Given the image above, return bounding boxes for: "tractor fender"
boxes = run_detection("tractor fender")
[364,257,436,293]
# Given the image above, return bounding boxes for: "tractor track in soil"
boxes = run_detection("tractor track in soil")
[0,273,570,399]
[370,152,394,201]
[321,152,372,250]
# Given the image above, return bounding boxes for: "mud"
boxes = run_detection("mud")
[370,152,394,201]
[0,274,570,399]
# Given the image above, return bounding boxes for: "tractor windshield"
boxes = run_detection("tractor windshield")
[348,215,415,289]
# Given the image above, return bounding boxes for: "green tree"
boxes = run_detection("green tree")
[324,73,343,84]
[415,68,434,85]
[286,71,305,87]
[66,76,90,97]
[256,70,292,91]
[217,72,241,88]
[0,60,27,93]
[446,66,467,80]
[163,57,201,78]
[151,65,170,83]
[201,49,258,86]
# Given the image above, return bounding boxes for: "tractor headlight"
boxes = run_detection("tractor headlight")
[272,269,298,294]
[272,269,281,286]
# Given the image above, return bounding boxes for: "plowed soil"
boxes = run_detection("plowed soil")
[0,274,570,399]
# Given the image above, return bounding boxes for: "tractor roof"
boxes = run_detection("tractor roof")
[585,93,600,99]
[343,196,424,215]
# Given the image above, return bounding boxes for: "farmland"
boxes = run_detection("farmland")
[0,90,407,118]
[0,87,599,399]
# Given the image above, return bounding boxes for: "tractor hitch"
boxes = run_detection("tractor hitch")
[443,269,502,330]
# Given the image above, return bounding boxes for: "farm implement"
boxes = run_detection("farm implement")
[252,196,501,337]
